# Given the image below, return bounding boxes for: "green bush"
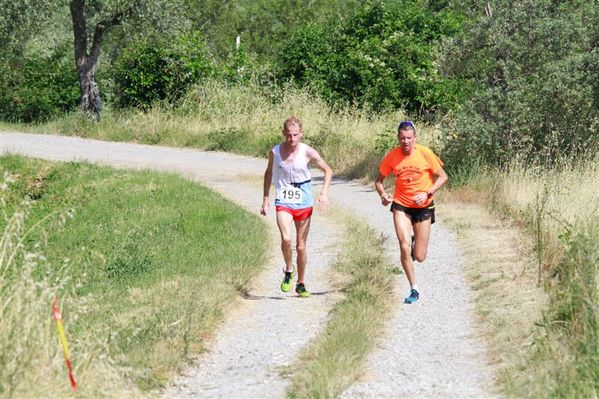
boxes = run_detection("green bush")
[218,47,275,85]
[276,1,465,113]
[113,32,214,109]
[0,48,79,122]
[441,0,599,169]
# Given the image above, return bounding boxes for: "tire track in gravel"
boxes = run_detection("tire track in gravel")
[1,132,498,398]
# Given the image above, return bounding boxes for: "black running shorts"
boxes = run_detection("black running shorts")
[390,201,435,224]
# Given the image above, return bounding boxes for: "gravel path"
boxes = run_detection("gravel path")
[1,132,498,398]
[322,180,498,398]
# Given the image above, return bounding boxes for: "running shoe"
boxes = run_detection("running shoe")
[411,235,416,262]
[404,288,419,304]
[295,282,311,298]
[280,270,293,292]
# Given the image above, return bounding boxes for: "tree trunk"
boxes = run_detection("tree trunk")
[78,61,102,121]
[70,0,138,121]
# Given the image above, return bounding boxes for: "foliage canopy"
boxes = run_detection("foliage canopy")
[441,0,599,168]
[276,1,465,113]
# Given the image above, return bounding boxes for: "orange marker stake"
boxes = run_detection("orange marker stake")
[52,298,77,391]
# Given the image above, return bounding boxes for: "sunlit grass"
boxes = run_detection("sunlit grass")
[0,155,269,395]
[445,152,599,397]
[439,198,547,397]
[0,171,144,398]
[461,153,599,276]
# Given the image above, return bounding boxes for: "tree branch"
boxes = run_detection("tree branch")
[69,0,88,67]
[89,0,141,64]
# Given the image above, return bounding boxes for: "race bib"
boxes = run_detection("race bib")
[276,187,303,204]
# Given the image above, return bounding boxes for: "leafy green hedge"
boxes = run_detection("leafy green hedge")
[113,33,214,109]
[0,48,79,122]
[276,1,466,113]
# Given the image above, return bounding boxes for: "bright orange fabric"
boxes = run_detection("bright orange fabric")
[379,143,444,208]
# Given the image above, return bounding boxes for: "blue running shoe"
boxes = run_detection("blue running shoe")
[404,289,419,304]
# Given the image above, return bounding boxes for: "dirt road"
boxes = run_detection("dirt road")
[1,132,497,398]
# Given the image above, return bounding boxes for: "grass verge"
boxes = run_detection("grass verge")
[0,155,268,396]
[442,154,599,398]
[439,195,547,396]
[285,210,394,399]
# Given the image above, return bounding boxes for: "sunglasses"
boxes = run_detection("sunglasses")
[398,120,416,130]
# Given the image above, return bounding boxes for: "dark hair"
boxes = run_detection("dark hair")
[397,120,416,131]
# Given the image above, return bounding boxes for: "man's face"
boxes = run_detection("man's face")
[398,128,415,153]
[283,124,303,146]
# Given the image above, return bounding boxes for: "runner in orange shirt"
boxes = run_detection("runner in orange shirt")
[375,121,448,304]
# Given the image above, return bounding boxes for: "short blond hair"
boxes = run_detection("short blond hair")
[283,116,303,132]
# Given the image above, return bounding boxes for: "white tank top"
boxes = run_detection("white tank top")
[272,143,313,208]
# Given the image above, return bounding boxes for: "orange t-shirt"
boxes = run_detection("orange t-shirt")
[379,143,444,208]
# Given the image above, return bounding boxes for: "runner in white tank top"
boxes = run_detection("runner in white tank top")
[272,142,314,209]
[261,117,333,297]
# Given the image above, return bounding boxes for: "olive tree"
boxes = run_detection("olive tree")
[69,0,192,120]
[69,0,142,120]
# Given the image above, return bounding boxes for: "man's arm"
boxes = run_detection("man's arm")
[260,151,274,216]
[427,167,448,197]
[375,173,392,206]
[306,147,332,211]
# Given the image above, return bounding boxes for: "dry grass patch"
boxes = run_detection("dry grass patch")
[439,195,547,389]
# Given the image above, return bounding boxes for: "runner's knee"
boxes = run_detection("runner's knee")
[414,252,427,262]
[296,242,306,254]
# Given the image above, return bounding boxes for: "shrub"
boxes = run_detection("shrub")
[113,32,214,109]
[0,47,79,122]
[276,1,465,114]
[441,0,599,170]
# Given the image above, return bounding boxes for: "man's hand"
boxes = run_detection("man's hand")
[317,193,329,212]
[260,197,269,216]
[381,192,392,206]
[413,192,428,206]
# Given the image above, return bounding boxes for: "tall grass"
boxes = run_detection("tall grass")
[0,172,143,398]
[540,221,599,398]
[449,153,599,397]
[33,79,441,180]
[460,154,599,276]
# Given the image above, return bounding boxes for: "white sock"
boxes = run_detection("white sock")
[411,284,419,292]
